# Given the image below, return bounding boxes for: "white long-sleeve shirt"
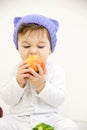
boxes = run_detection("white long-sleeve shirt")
[0,61,66,118]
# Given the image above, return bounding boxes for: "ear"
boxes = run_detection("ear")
[13,17,22,27]
[50,19,59,31]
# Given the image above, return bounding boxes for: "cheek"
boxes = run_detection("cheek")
[18,49,28,60]
[41,52,50,62]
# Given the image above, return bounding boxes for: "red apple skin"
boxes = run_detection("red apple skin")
[0,107,3,118]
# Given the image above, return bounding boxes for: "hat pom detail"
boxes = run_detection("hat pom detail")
[50,19,59,32]
[14,17,22,27]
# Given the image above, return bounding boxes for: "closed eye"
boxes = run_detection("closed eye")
[23,46,30,48]
[38,46,45,48]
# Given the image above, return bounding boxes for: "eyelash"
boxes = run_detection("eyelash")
[23,46,44,48]
[38,46,44,48]
[23,46,30,48]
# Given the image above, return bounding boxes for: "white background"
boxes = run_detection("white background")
[0,0,87,122]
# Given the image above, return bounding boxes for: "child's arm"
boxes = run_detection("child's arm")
[35,64,67,108]
[0,64,27,105]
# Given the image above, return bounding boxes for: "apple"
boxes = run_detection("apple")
[0,107,3,118]
[25,55,45,72]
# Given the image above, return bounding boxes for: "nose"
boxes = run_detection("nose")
[29,47,38,55]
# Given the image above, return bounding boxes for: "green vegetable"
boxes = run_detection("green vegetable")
[32,123,54,130]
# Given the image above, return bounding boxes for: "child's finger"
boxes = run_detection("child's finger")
[19,62,30,69]
[27,67,38,77]
[37,64,44,75]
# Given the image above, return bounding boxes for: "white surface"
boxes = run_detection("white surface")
[76,121,87,130]
[0,0,87,122]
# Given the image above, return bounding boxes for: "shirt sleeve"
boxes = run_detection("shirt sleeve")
[35,64,67,108]
[0,65,27,106]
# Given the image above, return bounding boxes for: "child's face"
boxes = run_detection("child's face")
[18,29,51,63]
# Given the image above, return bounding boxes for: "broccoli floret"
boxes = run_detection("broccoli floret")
[32,123,54,130]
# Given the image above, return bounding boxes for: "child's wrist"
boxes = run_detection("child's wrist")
[36,80,46,94]
[16,78,26,88]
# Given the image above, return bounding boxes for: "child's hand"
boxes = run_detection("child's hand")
[16,61,30,88]
[27,64,47,93]
[16,61,47,93]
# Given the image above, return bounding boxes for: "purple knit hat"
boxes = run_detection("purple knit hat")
[13,14,59,52]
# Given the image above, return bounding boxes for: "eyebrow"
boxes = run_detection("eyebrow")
[21,40,46,44]
[38,41,46,43]
[21,41,30,44]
